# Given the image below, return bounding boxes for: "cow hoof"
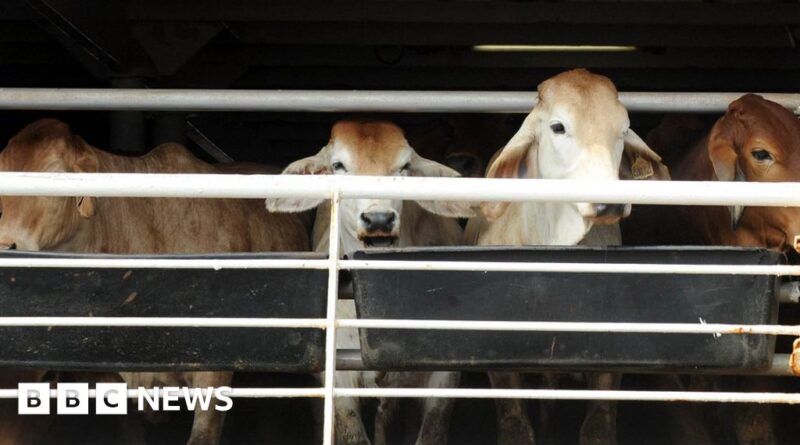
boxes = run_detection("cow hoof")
[497,417,535,445]
[579,410,617,445]
[335,435,371,445]
[186,435,216,445]
[336,425,372,445]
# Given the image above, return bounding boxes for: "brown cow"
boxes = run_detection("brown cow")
[625,94,800,251]
[0,119,309,445]
[623,94,800,445]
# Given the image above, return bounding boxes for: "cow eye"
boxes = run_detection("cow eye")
[550,122,566,135]
[331,161,347,172]
[751,149,773,162]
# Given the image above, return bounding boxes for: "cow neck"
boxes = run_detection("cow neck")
[520,151,591,245]
[520,200,592,246]
[61,146,206,254]
[312,217,363,259]
[673,134,715,182]
[668,134,726,244]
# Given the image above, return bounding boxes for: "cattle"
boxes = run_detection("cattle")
[0,119,309,445]
[623,94,800,445]
[406,115,519,178]
[626,94,800,251]
[465,69,668,445]
[266,120,474,445]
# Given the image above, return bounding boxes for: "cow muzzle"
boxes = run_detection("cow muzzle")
[358,211,399,248]
[589,203,626,224]
[0,241,16,250]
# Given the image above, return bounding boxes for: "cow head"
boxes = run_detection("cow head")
[708,94,800,251]
[406,116,517,179]
[266,121,474,248]
[0,119,99,251]
[482,69,667,229]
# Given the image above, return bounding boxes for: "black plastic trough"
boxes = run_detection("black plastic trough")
[0,251,327,372]
[351,247,782,372]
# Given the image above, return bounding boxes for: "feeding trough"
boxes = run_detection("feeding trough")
[351,246,781,372]
[0,251,327,372]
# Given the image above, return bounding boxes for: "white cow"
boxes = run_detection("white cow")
[267,120,474,445]
[465,69,669,445]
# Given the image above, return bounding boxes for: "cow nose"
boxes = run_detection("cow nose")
[593,204,626,218]
[360,211,396,233]
[0,242,16,250]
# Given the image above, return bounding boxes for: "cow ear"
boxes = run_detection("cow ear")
[409,152,476,218]
[621,129,671,181]
[265,146,331,213]
[729,163,746,230]
[481,109,540,220]
[73,137,98,219]
[76,196,96,218]
[708,114,739,182]
[708,114,745,229]
[408,152,458,178]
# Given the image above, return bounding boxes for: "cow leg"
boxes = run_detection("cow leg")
[693,375,775,445]
[579,372,619,445]
[335,397,371,445]
[0,370,57,445]
[374,397,399,445]
[73,371,147,445]
[538,373,562,445]
[335,371,371,445]
[650,375,712,445]
[733,377,775,445]
[116,410,148,445]
[488,371,535,445]
[414,371,459,445]
[185,371,232,445]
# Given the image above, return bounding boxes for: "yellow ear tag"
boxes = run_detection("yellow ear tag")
[631,156,655,180]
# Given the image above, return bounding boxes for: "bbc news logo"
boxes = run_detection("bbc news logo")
[18,383,233,415]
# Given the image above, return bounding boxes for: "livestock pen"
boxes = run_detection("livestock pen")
[0,2,799,445]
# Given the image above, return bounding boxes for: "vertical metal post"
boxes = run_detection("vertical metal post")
[322,191,341,445]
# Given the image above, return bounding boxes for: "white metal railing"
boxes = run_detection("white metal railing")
[0,173,800,443]
[0,89,799,114]
[0,89,798,444]
[4,173,800,205]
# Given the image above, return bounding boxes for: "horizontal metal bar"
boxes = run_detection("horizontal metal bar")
[0,317,327,328]
[0,316,792,336]
[337,319,800,336]
[0,387,326,399]
[341,260,800,276]
[0,257,794,275]
[337,387,800,404]
[2,386,798,404]
[129,1,800,26]
[336,349,363,370]
[764,354,794,377]
[0,257,329,269]
[335,350,797,377]
[3,173,800,207]
[0,89,797,113]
